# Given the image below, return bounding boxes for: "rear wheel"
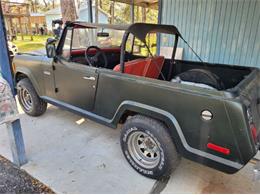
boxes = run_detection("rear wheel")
[17,78,47,116]
[120,115,180,179]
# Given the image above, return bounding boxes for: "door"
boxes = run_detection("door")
[53,28,98,111]
[54,60,98,111]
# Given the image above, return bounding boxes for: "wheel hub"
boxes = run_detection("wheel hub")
[128,131,160,169]
[19,87,33,111]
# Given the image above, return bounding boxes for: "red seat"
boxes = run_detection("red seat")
[113,56,165,79]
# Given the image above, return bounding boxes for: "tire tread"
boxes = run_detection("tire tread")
[17,78,47,116]
[121,114,180,179]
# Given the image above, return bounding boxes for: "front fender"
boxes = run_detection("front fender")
[15,67,43,96]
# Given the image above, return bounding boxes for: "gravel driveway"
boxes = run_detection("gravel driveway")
[0,155,54,194]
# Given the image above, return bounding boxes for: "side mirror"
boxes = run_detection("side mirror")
[46,38,56,58]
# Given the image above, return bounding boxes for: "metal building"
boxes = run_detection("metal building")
[159,0,260,67]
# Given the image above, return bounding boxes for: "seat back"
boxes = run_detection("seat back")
[113,56,165,79]
[143,56,165,78]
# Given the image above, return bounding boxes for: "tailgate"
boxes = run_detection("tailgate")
[239,69,260,143]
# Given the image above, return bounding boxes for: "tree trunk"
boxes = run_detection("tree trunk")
[42,0,48,8]
[142,7,146,22]
[60,0,78,24]
[95,0,98,23]
[110,1,115,24]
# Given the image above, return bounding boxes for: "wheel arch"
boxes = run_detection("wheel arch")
[15,68,42,96]
[15,72,28,82]
[112,101,186,154]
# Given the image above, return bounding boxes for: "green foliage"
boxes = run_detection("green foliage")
[13,35,52,52]
[98,0,158,24]
[25,0,57,13]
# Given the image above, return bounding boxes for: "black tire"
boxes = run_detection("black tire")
[176,69,225,90]
[120,115,180,179]
[17,78,47,116]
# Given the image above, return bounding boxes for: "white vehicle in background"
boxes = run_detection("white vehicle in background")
[8,41,18,58]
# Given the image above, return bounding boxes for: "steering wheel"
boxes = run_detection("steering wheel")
[85,46,108,68]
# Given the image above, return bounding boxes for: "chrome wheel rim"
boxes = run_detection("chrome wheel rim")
[19,87,33,111]
[127,131,160,169]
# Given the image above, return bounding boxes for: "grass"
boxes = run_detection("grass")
[13,35,52,53]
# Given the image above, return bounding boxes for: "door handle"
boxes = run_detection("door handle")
[83,76,96,81]
[43,71,51,76]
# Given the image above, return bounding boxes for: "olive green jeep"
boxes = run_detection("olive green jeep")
[13,22,260,179]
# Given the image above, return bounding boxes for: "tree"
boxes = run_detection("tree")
[26,0,39,12]
[42,0,48,9]
[97,0,157,24]
[26,0,56,12]
[60,0,78,23]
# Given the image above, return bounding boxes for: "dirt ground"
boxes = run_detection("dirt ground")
[0,155,54,194]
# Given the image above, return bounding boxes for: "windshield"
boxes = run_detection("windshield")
[72,27,125,49]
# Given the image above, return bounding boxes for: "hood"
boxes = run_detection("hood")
[18,49,46,56]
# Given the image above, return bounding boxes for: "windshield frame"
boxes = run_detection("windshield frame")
[56,22,181,74]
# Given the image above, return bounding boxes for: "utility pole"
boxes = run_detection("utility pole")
[0,1,27,167]
[88,0,93,23]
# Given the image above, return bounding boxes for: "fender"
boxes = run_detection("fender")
[112,101,243,171]
[40,97,243,172]
[15,67,43,96]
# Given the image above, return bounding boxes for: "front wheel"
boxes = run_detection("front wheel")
[120,115,180,179]
[17,78,47,116]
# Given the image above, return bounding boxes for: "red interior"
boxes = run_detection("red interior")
[71,47,121,56]
[113,56,165,79]
[70,48,165,79]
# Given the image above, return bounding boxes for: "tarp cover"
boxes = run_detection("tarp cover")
[0,77,19,125]
[127,23,182,42]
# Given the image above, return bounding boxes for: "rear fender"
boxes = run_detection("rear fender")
[112,101,243,172]
[112,101,189,153]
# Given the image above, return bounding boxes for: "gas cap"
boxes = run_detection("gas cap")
[201,110,213,121]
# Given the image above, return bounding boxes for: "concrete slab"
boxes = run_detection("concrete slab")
[255,151,260,160]
[0,105,155,193]
[1,103,260,193]
[162,158,260,194]
[0,125,13,161]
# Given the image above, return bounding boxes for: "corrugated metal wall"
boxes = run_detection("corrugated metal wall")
[161,0,260,67]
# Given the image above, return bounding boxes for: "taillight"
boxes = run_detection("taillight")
[251,124,257,143]
[207,143,230,155]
